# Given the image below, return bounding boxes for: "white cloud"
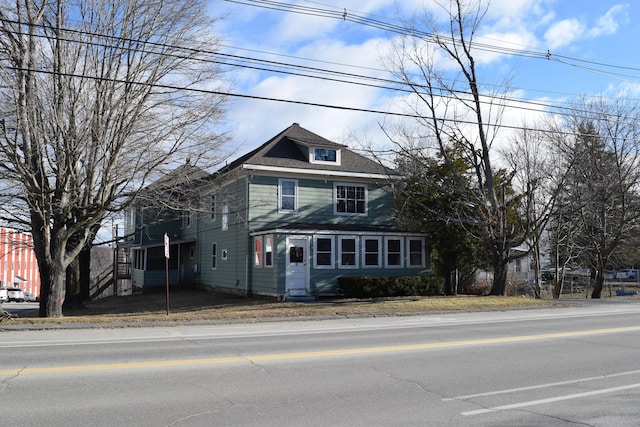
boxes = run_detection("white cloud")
[213,0,633,163]
[540,4,628,50]
[589,4,629,37]
[544,19,585,49]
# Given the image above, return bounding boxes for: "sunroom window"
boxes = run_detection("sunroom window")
[338,236,358,268]
[313,236,334,269]
[385,237,403,268]
[363,237,381,268]
[407,238,425,267]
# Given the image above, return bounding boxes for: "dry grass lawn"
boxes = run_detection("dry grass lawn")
[1,290,553,326]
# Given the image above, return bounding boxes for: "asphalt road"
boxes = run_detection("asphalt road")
[2,301,640,426]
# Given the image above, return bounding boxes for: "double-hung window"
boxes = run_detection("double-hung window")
[279,179,298,213]
[363,237,382,268]
[254,235,274,268]
[313,236,334,269]
[264,235,273,268]
[407,237,425,267]
[338,236,358,268]
[254,237,263,268]
[334,183,367,215]
[221,203,229,231]
[385,237,403,268]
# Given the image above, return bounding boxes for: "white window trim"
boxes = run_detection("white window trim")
[278,178,298,213]
[338,236,359,269]
[310,147,341,165]
[385,237,404,268]
[313,235,334,269]
[333,182,368,216]
[406,237,426,268]
[362,236,382,268]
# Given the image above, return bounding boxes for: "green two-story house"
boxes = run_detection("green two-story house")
[124,123,429,300]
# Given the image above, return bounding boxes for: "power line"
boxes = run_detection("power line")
[225,0,640,82]
[2,14,640,137]
[1,15,631,126]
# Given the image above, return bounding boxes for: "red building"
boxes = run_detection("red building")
[0,228,40,297]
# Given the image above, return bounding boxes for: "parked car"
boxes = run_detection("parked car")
[23,291,37,302]
[0,288,7,302]
[615,269,639,281]
[7,287,25,302]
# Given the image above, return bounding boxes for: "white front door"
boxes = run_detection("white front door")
[286,237,309,296]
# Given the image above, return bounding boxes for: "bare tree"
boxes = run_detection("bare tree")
[503,124,564,298]
[0,0,228,317]
[551,96,640,298]
[385,0,526,295]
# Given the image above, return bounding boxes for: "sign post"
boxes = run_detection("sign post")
[164,233,170,315]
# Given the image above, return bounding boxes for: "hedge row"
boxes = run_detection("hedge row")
[337,275,444,298]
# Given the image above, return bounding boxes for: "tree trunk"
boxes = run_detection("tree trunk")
[80,246,91,301]
[553,277,563,299]
[64,257,83,311]
[591,266,605,299]
[44,262,65,317]
[441,254,457,296]
[490,258,508,296]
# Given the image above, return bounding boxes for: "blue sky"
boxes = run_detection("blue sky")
[211,0,638,154]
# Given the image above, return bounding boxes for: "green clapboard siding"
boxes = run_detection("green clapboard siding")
[193,178,250,294]
[248,175,396,231]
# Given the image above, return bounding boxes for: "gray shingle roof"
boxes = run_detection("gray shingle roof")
[218,123,394,177]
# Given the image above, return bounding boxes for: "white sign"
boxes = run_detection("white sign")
[164,233,170,259]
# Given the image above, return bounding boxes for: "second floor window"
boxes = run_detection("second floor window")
[335,183,366,215]
[221,203,229,231]
[279,179,297,213]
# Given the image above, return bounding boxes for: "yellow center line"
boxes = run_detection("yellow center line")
[3,325,640,376]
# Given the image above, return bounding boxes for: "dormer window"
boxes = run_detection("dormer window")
[310,147,341,165]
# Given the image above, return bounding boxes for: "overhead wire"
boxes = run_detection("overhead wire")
[0,15,572,120]
[226,0,640,82]
[1,9,640,137]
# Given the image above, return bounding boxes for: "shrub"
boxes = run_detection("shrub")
[462,282,491,296]
[338,275,444,298]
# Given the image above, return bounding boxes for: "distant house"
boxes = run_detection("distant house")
[124,123,429,299]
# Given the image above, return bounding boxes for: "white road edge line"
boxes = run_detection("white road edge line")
[461,382,640,416]
[444,368,640,401]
